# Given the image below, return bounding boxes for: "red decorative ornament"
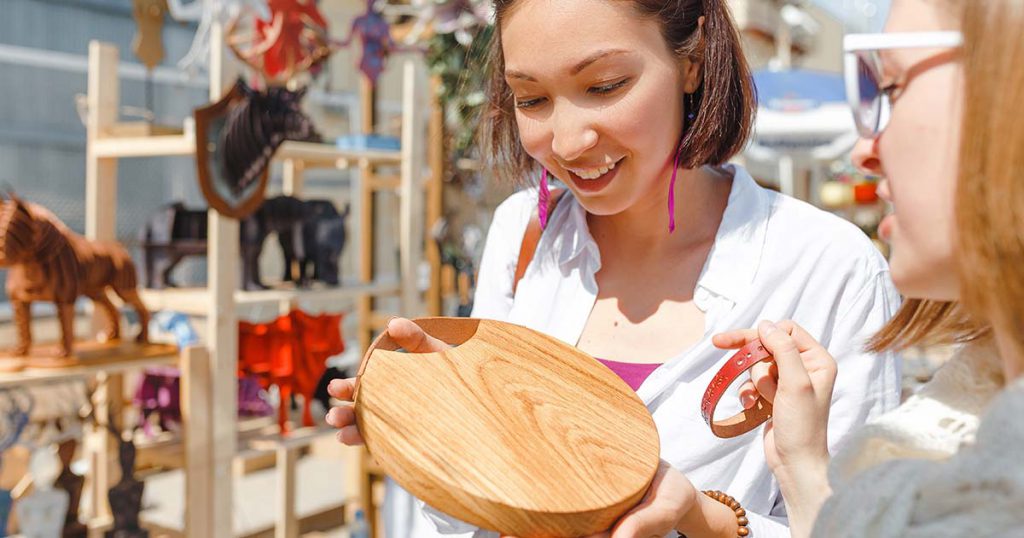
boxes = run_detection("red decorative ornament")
[227,0,331,85]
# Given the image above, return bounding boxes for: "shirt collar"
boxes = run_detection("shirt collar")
[554,194,598,268]
[554,164,771,304]
[695,164,771,304]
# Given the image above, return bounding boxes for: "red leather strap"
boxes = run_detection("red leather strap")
[701,340,775,438]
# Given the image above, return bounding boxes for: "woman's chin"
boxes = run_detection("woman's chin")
[890,253,960,302]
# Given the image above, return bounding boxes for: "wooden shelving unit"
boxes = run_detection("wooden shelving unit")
[70,23,435,537]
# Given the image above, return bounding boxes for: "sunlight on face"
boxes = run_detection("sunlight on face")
[501,0,688,216]
[851,0,963,300]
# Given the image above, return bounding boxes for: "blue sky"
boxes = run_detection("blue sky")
[810,0,891,31]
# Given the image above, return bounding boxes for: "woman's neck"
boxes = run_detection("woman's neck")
[587,165,732,258]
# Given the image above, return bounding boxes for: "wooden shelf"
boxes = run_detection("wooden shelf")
[91,128,400,169]
[276,141,401,168]
[92,132,197,158]
[241,424,340,456]
[137,417,338,465]
[139,280,401,316]
[0,341,178,388]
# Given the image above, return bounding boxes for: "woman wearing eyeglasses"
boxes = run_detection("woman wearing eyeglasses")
[716,1,1024,537]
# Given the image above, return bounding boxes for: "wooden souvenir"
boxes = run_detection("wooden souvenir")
[131,0,168,70]
[194,81,269,220]
[194,81,321,220]
[332,0,398,86]
[105,426,147,538]
[0,194,150,363]
[15,447,70,538]
[225,0,332,85]
[55,440,87,538]
[355,318,660,537]
[140,197,347,289]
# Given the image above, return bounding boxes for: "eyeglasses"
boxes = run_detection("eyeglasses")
[843,31,963,138]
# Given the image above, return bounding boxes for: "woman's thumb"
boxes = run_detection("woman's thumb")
[757,320,811,387]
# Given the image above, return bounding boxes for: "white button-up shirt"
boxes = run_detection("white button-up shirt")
[390,164,901,538]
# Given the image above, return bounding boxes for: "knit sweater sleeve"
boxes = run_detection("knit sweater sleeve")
[813,366,1024,538]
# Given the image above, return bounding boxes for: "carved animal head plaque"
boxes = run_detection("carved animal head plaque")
[194,80,269,219]
[355,318,661,537]
[194,80,320,219]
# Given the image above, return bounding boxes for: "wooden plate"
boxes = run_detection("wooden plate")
[355,318,660,537]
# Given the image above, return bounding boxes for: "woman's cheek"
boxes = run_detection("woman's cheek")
[516,116,549,161]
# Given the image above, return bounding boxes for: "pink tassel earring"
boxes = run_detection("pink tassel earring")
[668,145,682,233]
[669,93,697,233]
[538,168,551,230]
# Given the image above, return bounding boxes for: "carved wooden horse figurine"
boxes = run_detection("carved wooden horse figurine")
[0,193,150,358]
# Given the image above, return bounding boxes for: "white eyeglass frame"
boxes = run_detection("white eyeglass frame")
[843,31,964,137]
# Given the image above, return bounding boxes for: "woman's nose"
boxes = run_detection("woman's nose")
[550,107,599,163]
[851,136,883,178]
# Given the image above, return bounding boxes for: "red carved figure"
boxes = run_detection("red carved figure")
[228,0,331,84]
[0,193,150,358]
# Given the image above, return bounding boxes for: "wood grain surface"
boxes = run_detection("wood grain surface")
[355,318,660,537]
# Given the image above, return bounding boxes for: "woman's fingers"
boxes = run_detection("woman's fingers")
[326,405,365,445]
[750,361,778,403]
[327,378,357,402]
[739,360,778,408]
[387,317,450,353]
[712,328,759,350]
[337,424,364,445]
[738,380,759,409]
[325,404,355,428]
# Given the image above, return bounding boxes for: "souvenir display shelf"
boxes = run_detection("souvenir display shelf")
[0,20,438,537]
[0,342,178,389]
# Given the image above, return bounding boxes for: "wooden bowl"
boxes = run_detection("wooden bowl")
[355,318,660,537]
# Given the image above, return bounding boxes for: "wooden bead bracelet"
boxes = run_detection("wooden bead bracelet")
[703,490,750,537]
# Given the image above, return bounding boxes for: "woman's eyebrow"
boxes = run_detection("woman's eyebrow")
[505,49,632,81]
[568,49,631,75]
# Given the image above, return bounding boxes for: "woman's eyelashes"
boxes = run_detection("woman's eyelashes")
[514,77,633,109]
[588,77,632,95]
[515,96,546,109]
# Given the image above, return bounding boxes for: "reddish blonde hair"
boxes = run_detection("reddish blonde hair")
[870,0,1024,355]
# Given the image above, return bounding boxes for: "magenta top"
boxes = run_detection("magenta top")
[595,358,662,392]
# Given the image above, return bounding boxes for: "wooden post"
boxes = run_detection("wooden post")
[86,41,119,242]
[206,20,238,538]
[282,158,305,196]
[425,76,444,317]
[86,372,123,525]
[363,451,380,538]
[399,59,424,318]
[84,41,122,525]
[357,75,377,352]
[360,76,376,134]
[276,446,299,538]
[182,346,213,538]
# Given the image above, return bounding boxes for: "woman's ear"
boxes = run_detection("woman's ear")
[680,57,703,94]
[679,15,706,94]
